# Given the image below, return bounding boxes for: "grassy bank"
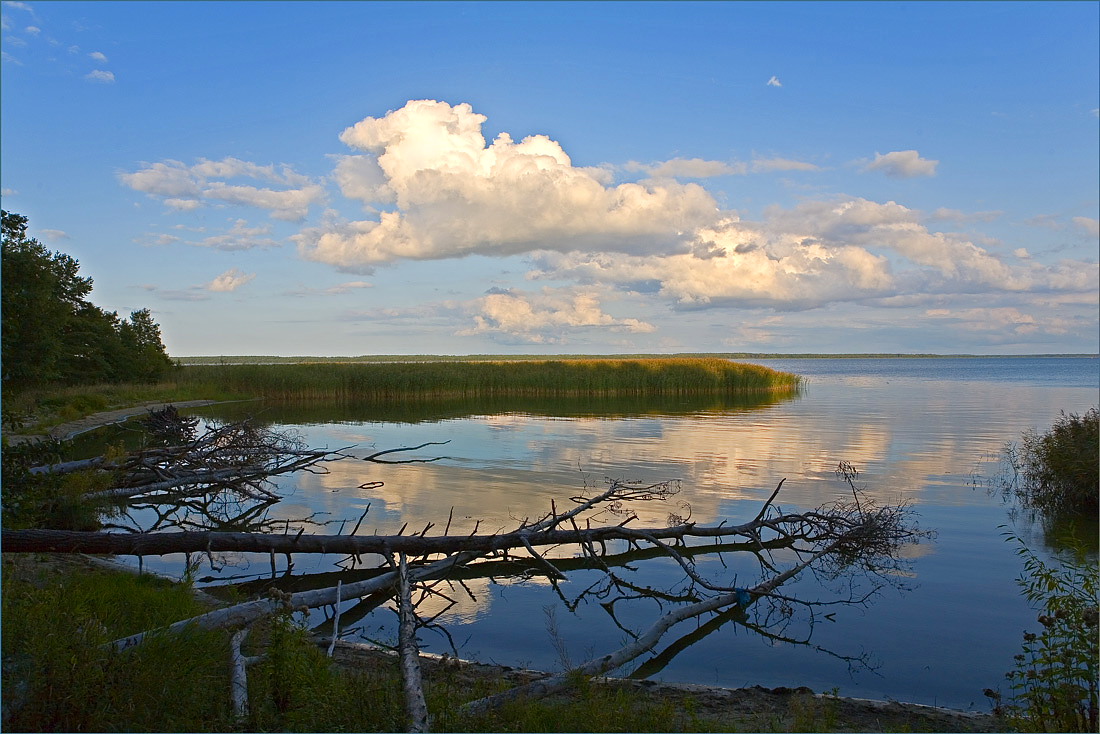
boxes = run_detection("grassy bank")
[174,358,801,402]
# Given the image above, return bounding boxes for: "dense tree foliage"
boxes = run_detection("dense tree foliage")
[2,210,173,387]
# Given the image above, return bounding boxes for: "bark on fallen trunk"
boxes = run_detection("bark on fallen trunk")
[0,513,830,556]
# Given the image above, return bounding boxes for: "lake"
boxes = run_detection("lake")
[132,356,1098,711]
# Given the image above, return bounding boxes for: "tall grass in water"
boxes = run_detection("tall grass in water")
[1008,408,1099,517]
[176,358,801,403]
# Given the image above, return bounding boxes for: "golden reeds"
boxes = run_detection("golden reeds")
[175,358,801,403]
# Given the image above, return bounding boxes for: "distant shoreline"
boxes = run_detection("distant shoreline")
[173,353,1099,366]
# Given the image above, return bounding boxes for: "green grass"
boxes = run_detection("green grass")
[2,555,234,731]
[0,557,736,732]
[174,358,801,403]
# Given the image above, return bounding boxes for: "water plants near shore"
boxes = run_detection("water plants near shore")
[174,358,801,403]
[1003,407,1099,517]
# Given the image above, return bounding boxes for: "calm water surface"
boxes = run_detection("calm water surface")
[152,357,1098,710]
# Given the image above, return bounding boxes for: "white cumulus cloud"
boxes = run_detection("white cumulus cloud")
[527,197,1097,312]
[88,50,107,62]
[457,287,656,343]
[84,69,115,83]
[767,75,782,87]
[862,150,939,178]
[296,100,721,267]
[206,268,256,292]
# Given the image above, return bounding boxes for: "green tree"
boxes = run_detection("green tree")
[2,211,93,384]
[2,210,172,387]
[118,308,173,381]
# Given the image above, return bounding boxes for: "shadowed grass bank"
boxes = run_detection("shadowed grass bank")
[175,358,801,403]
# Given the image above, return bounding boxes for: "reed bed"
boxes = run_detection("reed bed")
[176,358,801,403]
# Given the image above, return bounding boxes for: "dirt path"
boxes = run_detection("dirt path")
[4,400,221,445]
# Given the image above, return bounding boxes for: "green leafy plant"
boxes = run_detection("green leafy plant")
[995,532,1099,732]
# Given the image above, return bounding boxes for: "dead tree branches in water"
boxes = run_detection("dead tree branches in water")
[85,419,343,503]
[6,425,932,730]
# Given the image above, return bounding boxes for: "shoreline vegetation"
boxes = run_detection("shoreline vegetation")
[3,358,799,438]
[174,358,801,403]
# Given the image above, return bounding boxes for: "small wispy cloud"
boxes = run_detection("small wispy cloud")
[627,157,745,178]
[120,156,325,221]
[1024,213,1061,230]
[751,157,820,173]
[194,219,279,251]
[139,284,210,301]
[926,207,1002,223]
[134,232,182,247]
[84,69,115,83]
[624,156,820,179]
[322,280,372,294]
[1024,215,1099,237]
[88,50,107,63]
[766,75,782,87]
[1072,216,1099,238]
[1,187,18,196]
[861,150,938,178]
[286,280,374,297]
[39,228,69,241]
[207,268,256,292]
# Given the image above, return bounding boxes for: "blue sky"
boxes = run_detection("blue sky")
[2,1,1097,356]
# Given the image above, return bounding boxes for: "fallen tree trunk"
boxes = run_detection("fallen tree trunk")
[0,511,856,556]
[107,480,655,651]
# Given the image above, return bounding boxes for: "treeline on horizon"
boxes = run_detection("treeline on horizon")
[176,352,1097,365]
[176,359,801,402]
